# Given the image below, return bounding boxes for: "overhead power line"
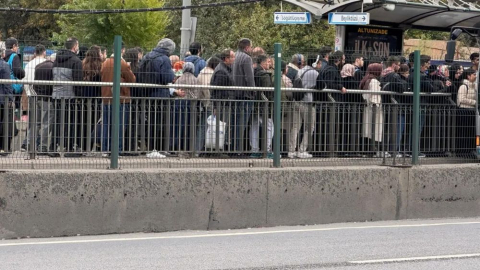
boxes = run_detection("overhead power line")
[0,0,264,14]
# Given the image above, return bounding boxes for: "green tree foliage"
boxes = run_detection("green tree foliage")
[0,0,68,43]
[164,0,335,56]
[54,0,169,49]
[404,29,449,40]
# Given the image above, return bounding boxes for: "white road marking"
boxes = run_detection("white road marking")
[349,253,480,264]
[1,221,480,247]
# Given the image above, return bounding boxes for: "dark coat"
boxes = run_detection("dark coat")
[0,59,14,100]
[254,66,273,101]
[381,72,409,104]
[316,63,344,102]
[33,60,54,97]
[408,69,437,104]
[137,47,175,98]
[210,62,235,100]
[3,49,25,79]
[232,50,255,100]
[52,49,83,99]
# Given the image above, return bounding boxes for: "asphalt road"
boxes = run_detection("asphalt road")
[2,218,480,270]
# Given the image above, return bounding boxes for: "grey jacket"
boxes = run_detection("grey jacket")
[233,50,255,100]
[52,49,83,99]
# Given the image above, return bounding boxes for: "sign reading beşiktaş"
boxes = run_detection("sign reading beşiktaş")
[274,12,312,24]
[328,12,370,25]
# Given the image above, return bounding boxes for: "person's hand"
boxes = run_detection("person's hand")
[341,87,347,94]
[446,80,452,87]
[175,89,186,98]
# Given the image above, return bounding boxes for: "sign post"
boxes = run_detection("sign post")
[274,12,312,24]
[328,12,370,25]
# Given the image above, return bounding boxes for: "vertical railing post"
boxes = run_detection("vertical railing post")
[273,43,282,167]
[412,50,421,165]
[110,35,122,169]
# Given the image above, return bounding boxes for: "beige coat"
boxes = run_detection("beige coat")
[197,67,213,107]
[457,80,477,109]
[362,79,384,142]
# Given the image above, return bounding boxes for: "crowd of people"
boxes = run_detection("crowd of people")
[0,35,477,158]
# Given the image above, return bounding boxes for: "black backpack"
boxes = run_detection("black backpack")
[135,55,161,97]
[291,70,313,101]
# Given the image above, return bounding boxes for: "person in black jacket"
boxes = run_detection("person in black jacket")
[210,49,235,153]
[381,63,409,156]
[250,54,274,159]
[447,63,464,104]
[406,55,450,158]
[3,37,25,81]
[350,53,365,86]
[316,50,347,101]
[0,48,14,154]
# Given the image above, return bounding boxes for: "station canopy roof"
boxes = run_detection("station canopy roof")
[284,0,480,32]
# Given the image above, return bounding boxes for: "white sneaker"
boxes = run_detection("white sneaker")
[146,150,166,159]
[297,152,313,159]
[288,152,297,159]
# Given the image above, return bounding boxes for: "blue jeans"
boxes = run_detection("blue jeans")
[170,99,190,151]
[102,104,129,152]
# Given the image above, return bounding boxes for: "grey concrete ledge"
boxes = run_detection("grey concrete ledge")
[1,164,479,239]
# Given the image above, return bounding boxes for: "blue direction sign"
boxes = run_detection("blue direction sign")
[274,12,312,24]
[328,12,370,25]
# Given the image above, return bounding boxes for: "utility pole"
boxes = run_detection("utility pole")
[180,0,192,59]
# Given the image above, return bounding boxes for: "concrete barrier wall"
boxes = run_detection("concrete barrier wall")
[0,164,479,239]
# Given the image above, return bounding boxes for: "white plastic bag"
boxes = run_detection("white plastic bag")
[205,115,226,150]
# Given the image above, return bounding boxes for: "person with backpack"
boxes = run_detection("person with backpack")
[3,37,25,111]
[137,38,176,152]
[286,54,304,82]
[185,42,206,77]
[288,54,320,159]
[0,47,14,155]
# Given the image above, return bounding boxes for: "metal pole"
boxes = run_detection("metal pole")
[110,35,122,169]
[412,50,421,165]
[180,0,192,59]
[273,43,282,167]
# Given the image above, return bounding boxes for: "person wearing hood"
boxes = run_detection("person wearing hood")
[456,68,477,156]
[51,37,83,156]
[136,38,176,152]
[184,42,206,77]
[137,38,176,98]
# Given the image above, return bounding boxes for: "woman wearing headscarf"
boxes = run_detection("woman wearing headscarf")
[171,62,199,156]
[360,63,390,158]
[448,63,464,104]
